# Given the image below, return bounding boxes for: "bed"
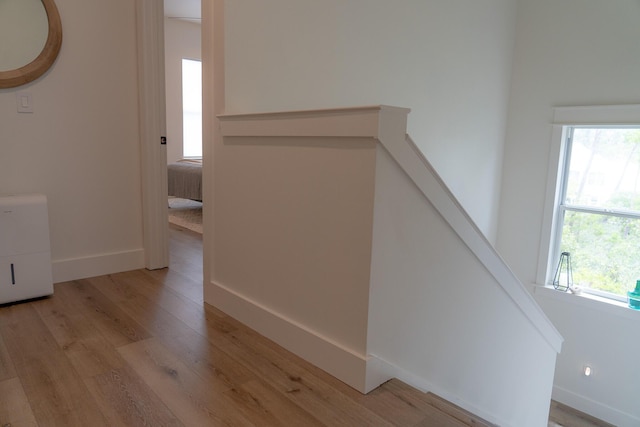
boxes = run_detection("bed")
[168,159,202,201]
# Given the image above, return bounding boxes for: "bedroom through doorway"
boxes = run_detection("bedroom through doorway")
[164,0,203,246]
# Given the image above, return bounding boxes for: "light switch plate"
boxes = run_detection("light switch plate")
[16,92,33,113]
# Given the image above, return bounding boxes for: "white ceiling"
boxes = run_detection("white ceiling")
[164,0,200,20]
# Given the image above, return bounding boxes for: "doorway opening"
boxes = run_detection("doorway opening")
[163,6,203,229]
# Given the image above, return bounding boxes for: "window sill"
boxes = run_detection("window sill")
[534,284,640,321]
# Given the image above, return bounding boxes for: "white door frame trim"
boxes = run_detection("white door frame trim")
[202,0,225,292]
[136,0,169,270]
[137,0,223,275]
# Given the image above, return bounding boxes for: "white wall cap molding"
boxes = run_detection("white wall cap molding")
[218,104,411,120]
[218,105,411,138]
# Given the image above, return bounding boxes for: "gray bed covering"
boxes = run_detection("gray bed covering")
[168,159,202,201]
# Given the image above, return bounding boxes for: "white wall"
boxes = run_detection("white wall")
[0,0,144,282]
[368,144,557,427]
[497,1,640,425]
[224,0,517,242]
[164,18,201,164]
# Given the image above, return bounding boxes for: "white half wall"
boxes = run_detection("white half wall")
[0,0,145,281]
[210,106,561,426]
[368,144,557,427]
[224,0,517,242]
[164,18,201,164]
[497,1,640,425]
[212,132,378,360]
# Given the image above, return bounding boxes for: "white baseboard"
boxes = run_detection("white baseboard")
[206,280,392,393]
[372,357,503,427]
[552,385,639,427]
[52,249,145,283]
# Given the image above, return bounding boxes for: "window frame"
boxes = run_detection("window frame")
[538,105,640,304]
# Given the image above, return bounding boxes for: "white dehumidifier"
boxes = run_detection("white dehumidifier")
[0,194,54,304]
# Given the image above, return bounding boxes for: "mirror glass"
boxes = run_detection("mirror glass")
[0,0,49,72]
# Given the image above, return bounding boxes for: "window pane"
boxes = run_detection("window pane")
[182,59,202,158]
[561,210,640,296]
[565,128,640,211]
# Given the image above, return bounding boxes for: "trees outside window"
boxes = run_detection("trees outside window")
[555,127,640,299]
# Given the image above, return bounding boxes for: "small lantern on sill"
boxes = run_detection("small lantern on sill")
[553,251,573,292]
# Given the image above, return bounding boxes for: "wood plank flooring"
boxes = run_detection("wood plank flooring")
[0,224,613,426]
[548,401,616,427]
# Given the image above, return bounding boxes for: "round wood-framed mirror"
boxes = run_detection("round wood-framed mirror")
[0,0,62,89]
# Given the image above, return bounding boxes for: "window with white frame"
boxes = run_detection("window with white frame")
[182,58,202,158]
[550,123,640,301]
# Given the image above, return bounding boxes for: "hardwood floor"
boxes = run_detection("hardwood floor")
[0,224,612,426]
[548,401,616,427]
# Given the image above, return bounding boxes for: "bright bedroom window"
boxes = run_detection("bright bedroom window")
[551,125,640,301]
[182,58,202,158]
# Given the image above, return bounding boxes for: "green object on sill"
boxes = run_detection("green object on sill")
[628,280,640,310]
